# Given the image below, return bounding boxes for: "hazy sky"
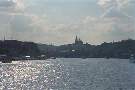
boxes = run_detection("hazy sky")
[0,0,135,45]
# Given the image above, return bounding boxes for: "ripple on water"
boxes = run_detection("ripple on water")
[0,58,135,90]
[0,59,68,90]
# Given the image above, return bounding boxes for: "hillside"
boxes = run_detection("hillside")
[38,39,135,59]
[0,40,40,57]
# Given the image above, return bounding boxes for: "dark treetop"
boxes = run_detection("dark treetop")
[38,38,135,59]
[0,37,135,59]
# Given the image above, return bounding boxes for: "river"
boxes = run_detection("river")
[0,58,135,90]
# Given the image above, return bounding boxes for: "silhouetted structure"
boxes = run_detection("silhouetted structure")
[75,36,83,45]
[38,38,135,59]
[0,37,135,59]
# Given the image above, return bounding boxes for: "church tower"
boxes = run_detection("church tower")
[75,36,78,44]
[75,36,83,45]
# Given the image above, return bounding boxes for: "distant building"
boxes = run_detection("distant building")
[75,36,83,45]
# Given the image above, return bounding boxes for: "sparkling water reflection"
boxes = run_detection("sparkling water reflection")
[0,58,135,90]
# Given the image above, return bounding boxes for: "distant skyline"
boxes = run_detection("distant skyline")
[0,0,135,45]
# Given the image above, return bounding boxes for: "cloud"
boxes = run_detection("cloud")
[0,0,24,12]
[81,0,135,43]
[0,0,39,40]
[0,0,15,7]
[97,0,134,18]
[98,0,131,9]
[0,0,135,45]
[98,0,117,9]
[116,0,131,9]
[80,15,135,44]
[80,0,135,44]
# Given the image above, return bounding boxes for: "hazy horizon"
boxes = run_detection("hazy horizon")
[0,0,135,45]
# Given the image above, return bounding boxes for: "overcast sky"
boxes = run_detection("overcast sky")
[0,0,135,45]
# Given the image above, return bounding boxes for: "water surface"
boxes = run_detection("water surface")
[0,58,135,90]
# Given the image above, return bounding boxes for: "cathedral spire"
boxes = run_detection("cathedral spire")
[75,35,78,42]
[4,35,5,41]
[75,36,83,45]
